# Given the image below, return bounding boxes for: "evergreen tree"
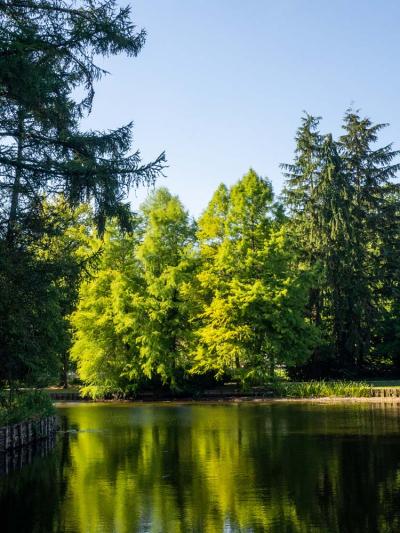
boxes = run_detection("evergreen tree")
[373,186,400,371]
[0,0,165,389]
[33,198,95,387]
[283,111,400,375]
[315,134,358,369]
[0,242,63,387]
[131,189,197,387]
[0,0,165,240]
[0,196,95,389]
[282,114,323,254]
[282,114,325,360]
[339,110,400,369]
[197,183,230,259]
[71,189,197,396]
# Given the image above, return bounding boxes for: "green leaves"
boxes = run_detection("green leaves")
[71,189,198,396]
[71,176,318,394]
[0,1,165,393]
[193,170,316,384]
[70,108,400,395]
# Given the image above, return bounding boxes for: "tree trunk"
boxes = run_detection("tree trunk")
[269,352,275,379]
[60,352,69,389]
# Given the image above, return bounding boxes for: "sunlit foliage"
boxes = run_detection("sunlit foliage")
[192,169,317,383]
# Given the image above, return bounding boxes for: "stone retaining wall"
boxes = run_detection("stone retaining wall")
[49,391,82,401]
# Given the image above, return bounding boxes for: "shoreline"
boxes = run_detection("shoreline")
[48,382,400,404]
[54,395,400,406]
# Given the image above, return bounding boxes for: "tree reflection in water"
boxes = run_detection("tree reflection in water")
[1,402,400,532]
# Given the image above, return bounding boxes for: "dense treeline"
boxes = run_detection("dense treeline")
[70,108,400,395]
[0,2,400,399]
[71,176,318,396]
[283,112,400,377]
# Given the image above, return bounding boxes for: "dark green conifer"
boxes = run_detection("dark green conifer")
[0,0,165,240]
[284,111,400,375]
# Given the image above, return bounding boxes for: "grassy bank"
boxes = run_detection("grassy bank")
[268,380,373,398]
[46,380,380,400]
[0,390,55,427]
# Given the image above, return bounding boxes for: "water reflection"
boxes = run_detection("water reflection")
[0,435,56,477]
[1,402,400,532]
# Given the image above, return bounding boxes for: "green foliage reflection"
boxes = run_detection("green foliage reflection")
[47,404,400,533]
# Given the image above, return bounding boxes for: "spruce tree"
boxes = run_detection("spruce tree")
[315,134,358,369]
[335,111,400,370]
[284,111,400,375]
[282,115,327,374]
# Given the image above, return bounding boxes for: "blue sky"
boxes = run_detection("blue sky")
[84,0,400,216]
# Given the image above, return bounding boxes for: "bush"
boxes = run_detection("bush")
[0,390,55,426]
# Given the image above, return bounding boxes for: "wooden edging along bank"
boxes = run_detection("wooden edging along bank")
[370,387,400,398]
[0,415,58,453]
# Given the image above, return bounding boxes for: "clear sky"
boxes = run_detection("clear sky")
[84,0,400,217]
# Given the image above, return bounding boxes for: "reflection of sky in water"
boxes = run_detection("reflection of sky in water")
[1,402,400,532]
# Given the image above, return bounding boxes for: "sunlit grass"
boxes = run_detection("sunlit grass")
[269,380,372,398]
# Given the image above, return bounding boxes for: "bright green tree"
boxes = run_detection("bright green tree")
[128,188,197,387]
[193,170,316,384]
[70,222,142,397]
[71,189,197,396]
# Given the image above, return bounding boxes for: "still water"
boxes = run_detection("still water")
[1,401,400,532]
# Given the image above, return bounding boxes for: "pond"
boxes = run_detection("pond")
[1,401,400,532]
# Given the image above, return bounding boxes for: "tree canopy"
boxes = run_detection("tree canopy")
[0,2,399,394]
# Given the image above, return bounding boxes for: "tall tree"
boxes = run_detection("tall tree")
[193,170,316,383]
[283,111,400,375]
[339,111,400,369]
[315,134,358,368]
[132,189,197,387]
[71,189,197,396]
[70,222,142,397]
[32,197,96,387]
[0,242,63,387]
[282,114,325,360]
[0,0,165,389]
